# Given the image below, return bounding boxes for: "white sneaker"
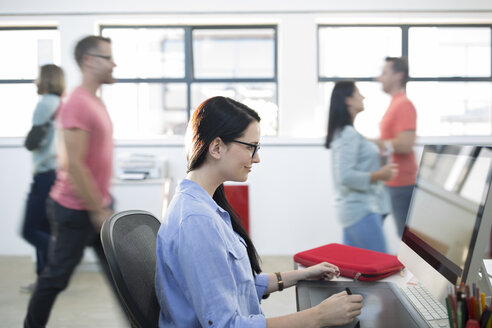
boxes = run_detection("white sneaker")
[20,282,36,293]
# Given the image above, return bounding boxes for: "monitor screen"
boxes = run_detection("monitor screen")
[401,145,492,285]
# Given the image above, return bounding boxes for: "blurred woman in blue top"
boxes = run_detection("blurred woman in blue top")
[21,64,65,291]
[155,96,363,328]
[326,81,397,253]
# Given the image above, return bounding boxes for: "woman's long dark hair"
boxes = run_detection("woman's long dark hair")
[186,96,262,276]
[325,80,356,149]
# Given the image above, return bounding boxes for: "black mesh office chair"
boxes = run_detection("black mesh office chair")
[100,210,161,328]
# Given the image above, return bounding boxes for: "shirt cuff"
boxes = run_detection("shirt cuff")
[254,273,269,300]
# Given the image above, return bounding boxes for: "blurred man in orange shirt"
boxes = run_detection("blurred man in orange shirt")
[377,57,417,239]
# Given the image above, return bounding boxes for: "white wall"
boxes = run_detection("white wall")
[0,139,404,257]
[111,141,348,257]
[3,0,492,14]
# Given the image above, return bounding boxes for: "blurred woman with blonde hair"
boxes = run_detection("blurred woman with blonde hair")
[21,64,65,292]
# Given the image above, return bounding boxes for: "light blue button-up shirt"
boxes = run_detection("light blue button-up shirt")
[330,125,391,228]
[155,179,269,328]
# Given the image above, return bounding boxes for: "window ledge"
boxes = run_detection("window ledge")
[416,135,492,146]
[3,136,492,149]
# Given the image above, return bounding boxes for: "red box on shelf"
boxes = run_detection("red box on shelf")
[224,185,249,234]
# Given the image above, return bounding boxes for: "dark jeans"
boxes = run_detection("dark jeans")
[388,185,415,239]
[22,170,56,275]
[24,199,121,328]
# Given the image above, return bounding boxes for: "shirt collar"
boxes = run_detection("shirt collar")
[177,179,248,245]
[392,91,406,99]
[176,179,229,216]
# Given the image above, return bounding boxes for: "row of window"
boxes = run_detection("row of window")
[318,25,492,137]
[1,24,491,138]
[101,26,277,137]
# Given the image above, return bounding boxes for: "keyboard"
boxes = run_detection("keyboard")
[402,285,450,328]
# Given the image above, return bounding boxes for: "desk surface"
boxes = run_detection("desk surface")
[335,267,417,286]
[296,260,492,328]
[296,263,416,287]
[296,280,428,328]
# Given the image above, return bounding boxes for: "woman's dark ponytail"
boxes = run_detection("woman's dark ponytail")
[213,184,261,276]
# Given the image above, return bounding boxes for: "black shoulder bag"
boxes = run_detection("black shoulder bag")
[24,113,55,151]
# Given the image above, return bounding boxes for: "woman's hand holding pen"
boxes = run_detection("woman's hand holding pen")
[303,262,340,281]
[303,265,362,326]
[316,290,363,326]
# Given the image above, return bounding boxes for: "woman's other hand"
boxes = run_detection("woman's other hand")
[303,262,340,281]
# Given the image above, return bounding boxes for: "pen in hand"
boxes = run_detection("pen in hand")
[345,287,361,328]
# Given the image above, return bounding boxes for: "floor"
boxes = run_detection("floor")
[0,255,296,327]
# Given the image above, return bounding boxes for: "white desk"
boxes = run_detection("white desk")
[338,267,417,287]
[298,259,492,289]
[295,262,415,288]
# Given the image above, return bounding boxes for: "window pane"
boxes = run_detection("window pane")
[319,82,391,139]
[102,83,188,138]
[191,83,277,136]
[0,84,37,137]
[409,27,491,77]
[319,27,401,77]
[193,29,275,78]
[102,28,185,78]
[407,82,492,136]
[0,29,60,79]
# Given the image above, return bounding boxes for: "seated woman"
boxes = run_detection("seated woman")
[155,96,362,327]
[326,81,397,253]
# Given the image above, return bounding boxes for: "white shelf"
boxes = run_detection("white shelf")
[111,178,166,186]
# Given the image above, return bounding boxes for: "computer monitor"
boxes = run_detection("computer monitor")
[398,145,492,304]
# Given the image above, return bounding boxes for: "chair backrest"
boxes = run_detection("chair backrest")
[101,210,161,328]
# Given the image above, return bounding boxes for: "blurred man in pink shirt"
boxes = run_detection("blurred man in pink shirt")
[25,35,120,328]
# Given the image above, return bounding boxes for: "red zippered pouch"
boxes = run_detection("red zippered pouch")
[293,243,405,281]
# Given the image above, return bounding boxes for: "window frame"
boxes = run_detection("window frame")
[317,24,492,137]
[99,24,278,133]
[318,24,492,83]
[0,26,60,138]
[0,26,58,85]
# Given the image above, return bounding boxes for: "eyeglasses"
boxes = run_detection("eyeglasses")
[231,140,261,159]
[86,53,114,62]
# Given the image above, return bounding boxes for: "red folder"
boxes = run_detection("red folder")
[293,243,405,281]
